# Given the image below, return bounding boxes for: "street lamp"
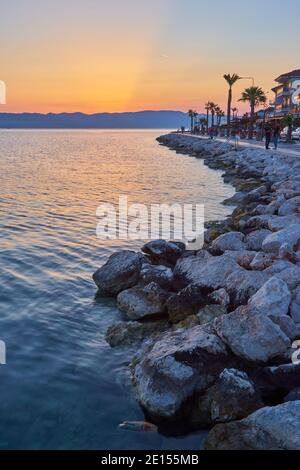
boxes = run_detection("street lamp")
[240,76,255,87]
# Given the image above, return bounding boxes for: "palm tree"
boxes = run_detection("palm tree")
[239,86,267,139]
[188,109,197,133]
[231,107,238,120]
[205,102,211,134]
[209,102,218,129]
[216,107,225,127]
[224,73,241,137]
[283,114,295,144]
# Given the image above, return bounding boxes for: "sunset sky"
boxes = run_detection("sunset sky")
[1,0,300,114]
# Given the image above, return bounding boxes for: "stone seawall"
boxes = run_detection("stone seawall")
[93,133,300,450]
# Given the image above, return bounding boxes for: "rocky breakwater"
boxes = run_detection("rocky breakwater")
[93,134,300,450]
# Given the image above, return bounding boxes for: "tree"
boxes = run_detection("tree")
[224,73,241,137]
[188,109,197,133]
[216,107,225,127]
[239,86,267,139]
[209,102,218,128]
[205,102,211,134]
[283,114,295,144]
[231,107,238,120]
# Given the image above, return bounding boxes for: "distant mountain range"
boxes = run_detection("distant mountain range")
[0,110,197,129]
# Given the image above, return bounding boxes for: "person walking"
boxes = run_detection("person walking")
[264,122,272,150]
[273,124,280,150]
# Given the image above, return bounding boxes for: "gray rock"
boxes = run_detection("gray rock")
[197,305,227,325]
[290,286,300,323]
[209,369,263,424]
[105,319,169,347]
[278,242,298,264]
[140,264,174,290]
[264,259,295,275]
[214,306,291,363]
[245,229,272,251]
[117,282,170,320]
[273,266,300,290]
[248,278,291,317]
[174,251,240,291]
[278,196,300,216]
[210,232,246,254]
[204,401,300,450]
[226,269,271,306]
[268,215,300,232]
[141,239,185,264]
[166,283,208,323]
[93,250,146,296]
[250,252,274,271]
[262,224,300,254]
[132,325,233,418]
[252,363,300,397]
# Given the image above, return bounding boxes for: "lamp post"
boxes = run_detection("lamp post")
[240,76,255,87]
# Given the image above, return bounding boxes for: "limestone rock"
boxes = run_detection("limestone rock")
[117,282,170,320]
[132,325,233,418]
[93,250,145,296]
[204,402,300,450]
[214,307,291,363]
[248,278,291,317]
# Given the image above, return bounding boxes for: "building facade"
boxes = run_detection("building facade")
[271,69,300,118]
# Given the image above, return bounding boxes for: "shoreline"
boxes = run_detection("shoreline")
[94,133,300,450]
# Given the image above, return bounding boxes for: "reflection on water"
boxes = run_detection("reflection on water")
[0,130,234,449]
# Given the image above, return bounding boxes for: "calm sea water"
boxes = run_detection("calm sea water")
[0,130,234,450]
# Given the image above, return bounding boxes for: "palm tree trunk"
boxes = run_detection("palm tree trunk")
[249,103,255,139]
[212,112,215,128]
[227,87,232,138]
[206,109,209,134]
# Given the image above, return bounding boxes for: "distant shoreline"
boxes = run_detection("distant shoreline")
[0,110,198,130]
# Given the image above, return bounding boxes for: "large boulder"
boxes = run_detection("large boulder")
[214,307,291,364]
[208,369,263,424]
[132,325,234,418]
[210,232,246,255]
[189,368,263,429]
[245,229,272,251]
[173,251,240,291]
[278,196,300,216]
[248,278,292,317]
[93,251,145,296]
[141,240,185,265]
[166,283,209,323]
[262,224,300,254]
[117,282,170,320]
[204,401,300,450]
[225,269,270,306]
[273,266,300,290]
[252,364,300,398]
